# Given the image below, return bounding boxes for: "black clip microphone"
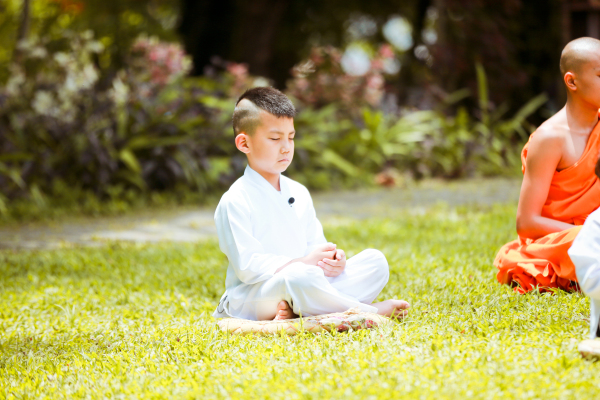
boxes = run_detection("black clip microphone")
[288,197,295,207]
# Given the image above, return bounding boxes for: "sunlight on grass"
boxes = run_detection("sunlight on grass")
[1,203,599,399]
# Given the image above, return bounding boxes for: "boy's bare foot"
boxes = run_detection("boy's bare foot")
[273,300,298,320]
[579,339,600,359]
[372,299,410,318]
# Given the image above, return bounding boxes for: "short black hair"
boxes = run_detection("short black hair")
[232,87,296,137]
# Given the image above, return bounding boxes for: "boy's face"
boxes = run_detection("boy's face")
[245,111,295,175]
[573,54,600,108]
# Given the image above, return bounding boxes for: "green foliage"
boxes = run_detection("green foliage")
[0,0,179,82]
[290,87,544,188]
[0,26,545,221]
[287,56,545,188]
[0,31,247,216]
[1,204,599,398]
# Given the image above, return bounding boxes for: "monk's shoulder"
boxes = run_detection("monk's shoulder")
[529,122,568,150]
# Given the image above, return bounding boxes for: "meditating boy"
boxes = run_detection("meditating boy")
[495,37,600,293]
[568,157,600,344]
[213,86,410,320]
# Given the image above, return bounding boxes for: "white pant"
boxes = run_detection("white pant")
[217,249,389,320]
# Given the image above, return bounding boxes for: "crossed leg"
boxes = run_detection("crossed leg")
[272,249,409,320]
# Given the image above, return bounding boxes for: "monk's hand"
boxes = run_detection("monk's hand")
[302,243,337,266]
[318,248,346,277]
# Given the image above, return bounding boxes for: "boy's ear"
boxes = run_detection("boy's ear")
[235,133,251,154]
[564,72,577,91]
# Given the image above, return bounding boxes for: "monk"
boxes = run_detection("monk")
[495,37,600,293]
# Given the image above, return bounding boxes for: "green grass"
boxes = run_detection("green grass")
[1,203,598,399]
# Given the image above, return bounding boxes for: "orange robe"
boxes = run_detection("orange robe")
[495,120,600,293]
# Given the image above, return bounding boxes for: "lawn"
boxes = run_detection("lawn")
[1,203,598,399]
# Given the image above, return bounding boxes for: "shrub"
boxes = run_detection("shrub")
[0,31,255,216]
[0,34,545,221]
[287,55,546,185]
[287,44,398,112]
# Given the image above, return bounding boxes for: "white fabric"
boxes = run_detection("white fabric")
[218,249,387,320]
[213,166,386,320]
[568,208,600,339]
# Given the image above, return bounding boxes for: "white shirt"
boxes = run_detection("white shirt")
[213,166,327,316]
[568,208,600,338]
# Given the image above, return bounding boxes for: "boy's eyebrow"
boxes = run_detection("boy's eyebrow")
[269,129,296,134]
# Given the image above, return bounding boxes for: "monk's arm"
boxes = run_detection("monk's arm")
[516,131,575,239]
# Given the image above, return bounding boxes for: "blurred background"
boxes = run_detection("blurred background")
[1,0,599,221]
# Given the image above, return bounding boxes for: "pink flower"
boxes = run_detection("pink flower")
[370,59,383,71]
[131,36,191,87]
[309,48,324,65]
[295,78,309,91]
[379,44,395,59]
[226,63,249,78]
[366,74,384,89]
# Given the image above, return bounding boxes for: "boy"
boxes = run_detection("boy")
[213,86,410,320]
[495,37,600,293]
[568,157,600,354]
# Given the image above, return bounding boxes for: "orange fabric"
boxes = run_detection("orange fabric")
[495,118,600,293]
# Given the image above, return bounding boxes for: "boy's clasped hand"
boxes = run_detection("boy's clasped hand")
[305,243,345,278]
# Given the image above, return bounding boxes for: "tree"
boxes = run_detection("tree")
[177,0,562,118]
[178,0,421,87]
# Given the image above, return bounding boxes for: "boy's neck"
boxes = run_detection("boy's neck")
[565,95,599,134]
[248,163,281,191]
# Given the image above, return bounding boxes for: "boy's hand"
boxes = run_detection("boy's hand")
[318,248,346,277]
[302,243,337,266]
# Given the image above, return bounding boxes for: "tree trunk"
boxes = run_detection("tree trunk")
[178,0,290,79]
[178,0,236,76]
[14,0,31,62]
[397,0,431,104]
[17,0,30,42]
[230,0,290,78]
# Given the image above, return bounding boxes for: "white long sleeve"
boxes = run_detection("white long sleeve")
[568,209,600,338]
[304,194,327,252]
[215,198,292,285]
[570,216,600,300]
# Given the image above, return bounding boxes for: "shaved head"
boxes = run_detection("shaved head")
[560,37,600,76]
[232,99,262,137]
[232,87,296,137]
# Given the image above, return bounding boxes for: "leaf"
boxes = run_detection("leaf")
[30,184,46,208]
[0,162,26,188]
[321,149,359,177]
[118,149,141,173]
[381,143,411,156]
[510,93,548,129]
[115,170,147,190]
[125,136,190,150]
[206,157,231,182]
[444,88,471,105]
[476,62,489,126]
[0,194,7,215]
[199,96,235,111]
[0,153,33,162]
